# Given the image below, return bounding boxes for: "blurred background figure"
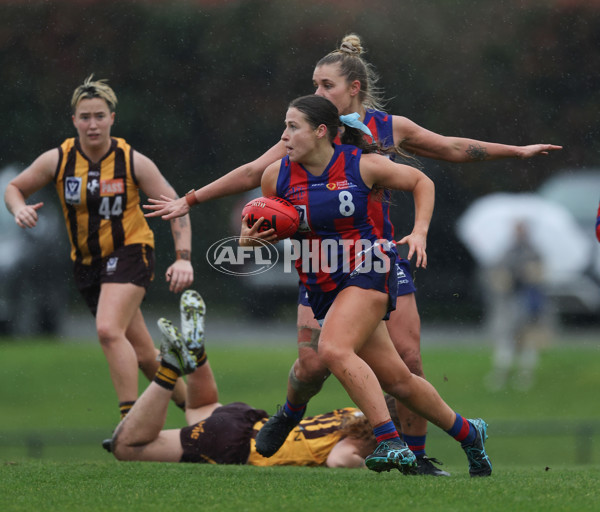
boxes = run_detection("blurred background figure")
[483,221,552,391]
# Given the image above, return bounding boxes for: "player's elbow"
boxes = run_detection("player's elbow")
[245,163,266,187]
[326,454,365,469]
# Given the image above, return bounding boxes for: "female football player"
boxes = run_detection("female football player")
[4,75,194,420]
[238,95,492,476]
[111,291,377,469]
[144,34,559,474]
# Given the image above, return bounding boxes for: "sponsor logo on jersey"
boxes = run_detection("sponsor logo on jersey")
[327,180,355,191]
[100,178,125,196]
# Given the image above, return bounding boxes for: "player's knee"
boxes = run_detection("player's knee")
[296,350,328,381]
[289,364,329,401]
[401,349,424,377]
[110,431,126,460]
[381,373,413,401]
[95,321,121,345]
[316,341,346,369]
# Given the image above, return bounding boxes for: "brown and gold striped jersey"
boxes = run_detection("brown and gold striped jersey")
[54,137,154,264]
[247,407,360,467]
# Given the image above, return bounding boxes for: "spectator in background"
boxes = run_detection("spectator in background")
[484,221,552,391]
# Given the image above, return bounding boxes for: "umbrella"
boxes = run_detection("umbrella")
[456,192,592,282]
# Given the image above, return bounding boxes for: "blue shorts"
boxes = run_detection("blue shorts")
[306,250,399,323]
[298,257,415,308]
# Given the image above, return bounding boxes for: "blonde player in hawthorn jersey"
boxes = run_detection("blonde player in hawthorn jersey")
[4,75,194,420]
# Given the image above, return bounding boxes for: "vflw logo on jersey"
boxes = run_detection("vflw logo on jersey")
[64,177,82,205]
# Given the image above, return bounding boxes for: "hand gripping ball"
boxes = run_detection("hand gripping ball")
[242,196,300,239]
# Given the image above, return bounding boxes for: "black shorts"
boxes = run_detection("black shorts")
[179,403,268,464]
[73,244,155,316]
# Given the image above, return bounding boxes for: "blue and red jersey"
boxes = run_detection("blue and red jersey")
[276,144,393,293]
[334,109,395,241]
[596,201,600,243]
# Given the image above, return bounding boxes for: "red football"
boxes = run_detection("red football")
[241,196,300,239]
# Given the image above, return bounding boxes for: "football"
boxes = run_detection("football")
[241,196,300,239]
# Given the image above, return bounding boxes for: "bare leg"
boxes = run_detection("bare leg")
[385,293,428,437]
[185,362,221,425]
[317,287,393,427]
[287,304,329,405]
[95,283,147,404]
[360,322,456,431]
[112,381,183,462]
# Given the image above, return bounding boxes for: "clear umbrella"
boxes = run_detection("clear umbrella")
[456,192,592,283]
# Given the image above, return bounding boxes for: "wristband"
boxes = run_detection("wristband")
[185,189,198,207]
[176,250,191,261]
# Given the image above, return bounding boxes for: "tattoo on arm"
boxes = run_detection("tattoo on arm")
[466,144,488,161]
[176,250,191,261]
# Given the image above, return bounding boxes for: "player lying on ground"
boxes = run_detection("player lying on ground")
[107,290,378,468]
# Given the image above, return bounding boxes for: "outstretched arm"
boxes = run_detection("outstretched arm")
[144,141,286,220]
[393,115,562,163]
[135,151,194,293]
[4,150,58,228]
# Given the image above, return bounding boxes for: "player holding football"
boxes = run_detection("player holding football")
[144,34,559,474]
[239,94,492,477]
[4,75,194,419]
[109,290,379,469]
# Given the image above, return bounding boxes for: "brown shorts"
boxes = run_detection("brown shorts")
[73,244,155,316]
[179,403,268,464]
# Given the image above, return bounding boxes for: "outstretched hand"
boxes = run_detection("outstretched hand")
[144,195,189,220]
[396,231,427,269]
[520,144,563,158]
[14,202,44,229]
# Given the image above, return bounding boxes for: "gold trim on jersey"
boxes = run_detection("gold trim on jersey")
[247,407,358,467]
[54,137,154,264]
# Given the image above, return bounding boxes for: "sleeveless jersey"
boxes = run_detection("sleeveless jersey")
[276,144,393,293]
[334,109,395,241]
[596,202,600,243]
[247,408,360,467]
[54,137,154,265]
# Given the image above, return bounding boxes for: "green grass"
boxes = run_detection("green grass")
[1,338,599,510]
[1,461,599,511]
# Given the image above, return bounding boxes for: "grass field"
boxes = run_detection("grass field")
[1,337,599,511]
